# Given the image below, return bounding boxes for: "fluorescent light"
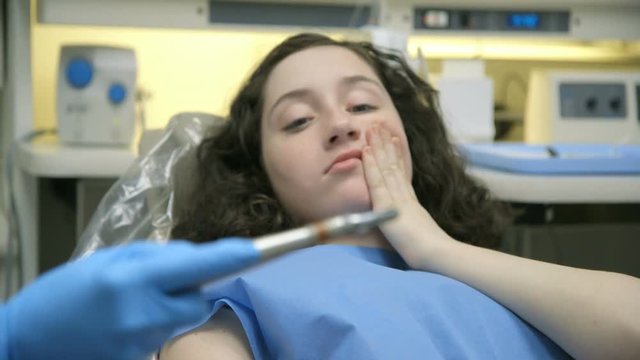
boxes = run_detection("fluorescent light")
[408,36,640,62]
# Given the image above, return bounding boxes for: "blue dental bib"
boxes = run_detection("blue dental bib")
[203,245,569,360]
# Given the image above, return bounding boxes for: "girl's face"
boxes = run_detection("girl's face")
[261,45,412,222]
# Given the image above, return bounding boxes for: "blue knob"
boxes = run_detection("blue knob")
[66,57,93,89]
[108,83,127,105]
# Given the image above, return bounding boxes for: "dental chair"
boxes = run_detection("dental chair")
[70,113,573,360]
[72,112,223,258]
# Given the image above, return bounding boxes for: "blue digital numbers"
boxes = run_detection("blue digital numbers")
[507,13,540,29]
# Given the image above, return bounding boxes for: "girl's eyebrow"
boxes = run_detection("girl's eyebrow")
[340,75,384,91]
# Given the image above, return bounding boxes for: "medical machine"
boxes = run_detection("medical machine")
[57,45,137,147]
[524,70,640,144]
[433,60,494,143]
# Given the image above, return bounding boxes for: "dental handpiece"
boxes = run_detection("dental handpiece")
[200,209,398,290]
[253,208,398,260]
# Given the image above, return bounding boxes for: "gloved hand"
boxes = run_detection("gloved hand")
[1,238,259,360]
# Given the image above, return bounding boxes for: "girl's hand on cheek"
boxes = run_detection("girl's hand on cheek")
[363,125,453,268]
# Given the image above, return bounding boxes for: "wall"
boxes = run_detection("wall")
[31,24,300,130]
[31,22,640,136]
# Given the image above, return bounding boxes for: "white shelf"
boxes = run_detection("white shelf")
[17,135,136,178]
[468,166,640,204]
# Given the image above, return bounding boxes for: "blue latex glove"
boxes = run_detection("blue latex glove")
[0,238,259,360]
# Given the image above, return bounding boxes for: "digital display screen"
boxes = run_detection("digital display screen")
[507,13,540,29]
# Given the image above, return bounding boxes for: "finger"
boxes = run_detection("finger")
[381,128,400,171]
[362,145,393,210]
[141,239,260,291]
[390,136,415,198]
[371,127,405,197]
[390,136,406,176]
[368,125,392,169]
[377,127,403,175]
[380,129,405,186]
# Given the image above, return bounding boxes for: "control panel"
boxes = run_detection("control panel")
[57,46,137,147]
[525,71,640,144]
[559,83,626,119]
[414,8,570,33]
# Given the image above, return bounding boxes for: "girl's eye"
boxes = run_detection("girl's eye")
[283,117,311,132]
[350,104,376,113]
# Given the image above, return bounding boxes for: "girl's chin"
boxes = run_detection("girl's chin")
[306,199,372,222]
[333,196,372,216]
[338,183,371,206]
[295,186,372,221]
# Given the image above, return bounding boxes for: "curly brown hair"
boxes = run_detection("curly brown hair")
[172,33,512,249]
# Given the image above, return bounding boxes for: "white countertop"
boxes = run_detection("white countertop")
[17,136,640,203]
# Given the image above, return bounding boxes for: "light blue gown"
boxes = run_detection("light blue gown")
[203,245,570,360]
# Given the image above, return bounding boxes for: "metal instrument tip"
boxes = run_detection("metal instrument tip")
[345,209,398,234]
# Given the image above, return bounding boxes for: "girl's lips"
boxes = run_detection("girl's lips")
[327,157,361,174]
[325,149,363,174]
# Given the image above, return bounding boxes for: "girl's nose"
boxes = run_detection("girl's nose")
[326,114,361,146]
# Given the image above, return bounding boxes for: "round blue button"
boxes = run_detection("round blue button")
[66,57,93,89]
[108,83,127,105]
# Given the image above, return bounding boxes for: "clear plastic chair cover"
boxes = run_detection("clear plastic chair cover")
[71,113,222,258]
